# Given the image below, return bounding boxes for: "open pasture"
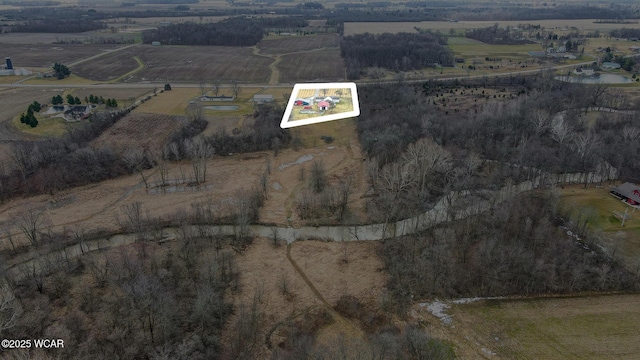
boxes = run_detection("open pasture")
[133,88,200,116]
[0,43,119,68]
[448,37,542,62]
[278,49,345,83]
[559,184,640,269]
[80,45,272,83]
[344,19,640,36]
[257,34,340,55]
[91,112,186,153]
[439,294,640,360]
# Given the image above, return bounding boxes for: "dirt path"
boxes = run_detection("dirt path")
[286,243,365,340]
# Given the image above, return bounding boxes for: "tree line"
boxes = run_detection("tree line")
[6,18,106,33]
[142,16,306,46]
[610,28,640,39]
[341,32,454,80]
[465,25,537,45]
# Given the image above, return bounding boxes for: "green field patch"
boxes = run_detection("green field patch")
[559,185,640,268]
[449,41,541,58]
[453,294,640,360]
[11,112,76,137]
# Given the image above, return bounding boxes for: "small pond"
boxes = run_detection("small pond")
[204,105,239,111]
[555,74,634,84]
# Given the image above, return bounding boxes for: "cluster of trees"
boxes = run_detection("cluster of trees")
[341,32,454,79]
[50,94,119,107]
[356,75,640,221]
[142,17,263,46]
[609,28,640,39]
[2,232,239,359]
[141,16,306,47]
[85,94,117,107]
[295,161,353,222]
[465,25,536,45]
[382,193,638,312]
[52,63,70,80]
[65,94,82,105]
[164,104,291,161]
[19,101,41,128]
[0,109,136,202]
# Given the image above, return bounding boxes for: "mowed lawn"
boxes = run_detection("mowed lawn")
[559,184,640,268]
[451,294,640,360]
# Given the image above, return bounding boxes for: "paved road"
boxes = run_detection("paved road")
[6,61,594,90]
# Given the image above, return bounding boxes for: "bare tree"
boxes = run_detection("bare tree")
[198,79,207,97]
[550,114,572,144]
[231,80,240,99]
[400,138,453,192]
[117,202,145,234]
[186,137,213,185]
[212,79,221,96]
[13,207,49,247]
[309,160,326,193]
[123,148,151,189]
[529,108,550,135]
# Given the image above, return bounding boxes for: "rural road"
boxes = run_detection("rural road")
[5,61,594,90]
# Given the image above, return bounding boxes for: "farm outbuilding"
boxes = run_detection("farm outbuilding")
[610,182,640,206]
[253,94,274,103]
[318,101,330,111]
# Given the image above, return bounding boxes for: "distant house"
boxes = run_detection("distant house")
[201,95,234,102]
[610,182,640,206]
[62,105,93,122]
[602,62,621,69]
[253,94,274,103]
[330,96,341,103]
[573,67,595,76]
[294,99,310,106]
[318,101,330,111]
[529,51,546,57]
[152,41,161,46]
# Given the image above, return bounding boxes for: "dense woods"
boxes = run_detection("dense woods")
[609,28,640,39]
[7,18,106,33]
[341,32,454,79]
[356,74,640,221]
[383,193,638,312]
[465,25,536,45]
[142,17,307,46]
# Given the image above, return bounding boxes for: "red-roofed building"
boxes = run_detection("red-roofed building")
[610,182,640,206]
[318,101,330,111]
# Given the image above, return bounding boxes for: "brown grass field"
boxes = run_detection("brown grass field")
[277,49,345,83]
[74,45,272,83]
[91,112,187,153]
[133,88,201,116]
[415,294,640,359]
[257,34,340,55]
[0,43,121,68]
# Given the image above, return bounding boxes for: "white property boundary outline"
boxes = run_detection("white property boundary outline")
[280,82,360,128]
